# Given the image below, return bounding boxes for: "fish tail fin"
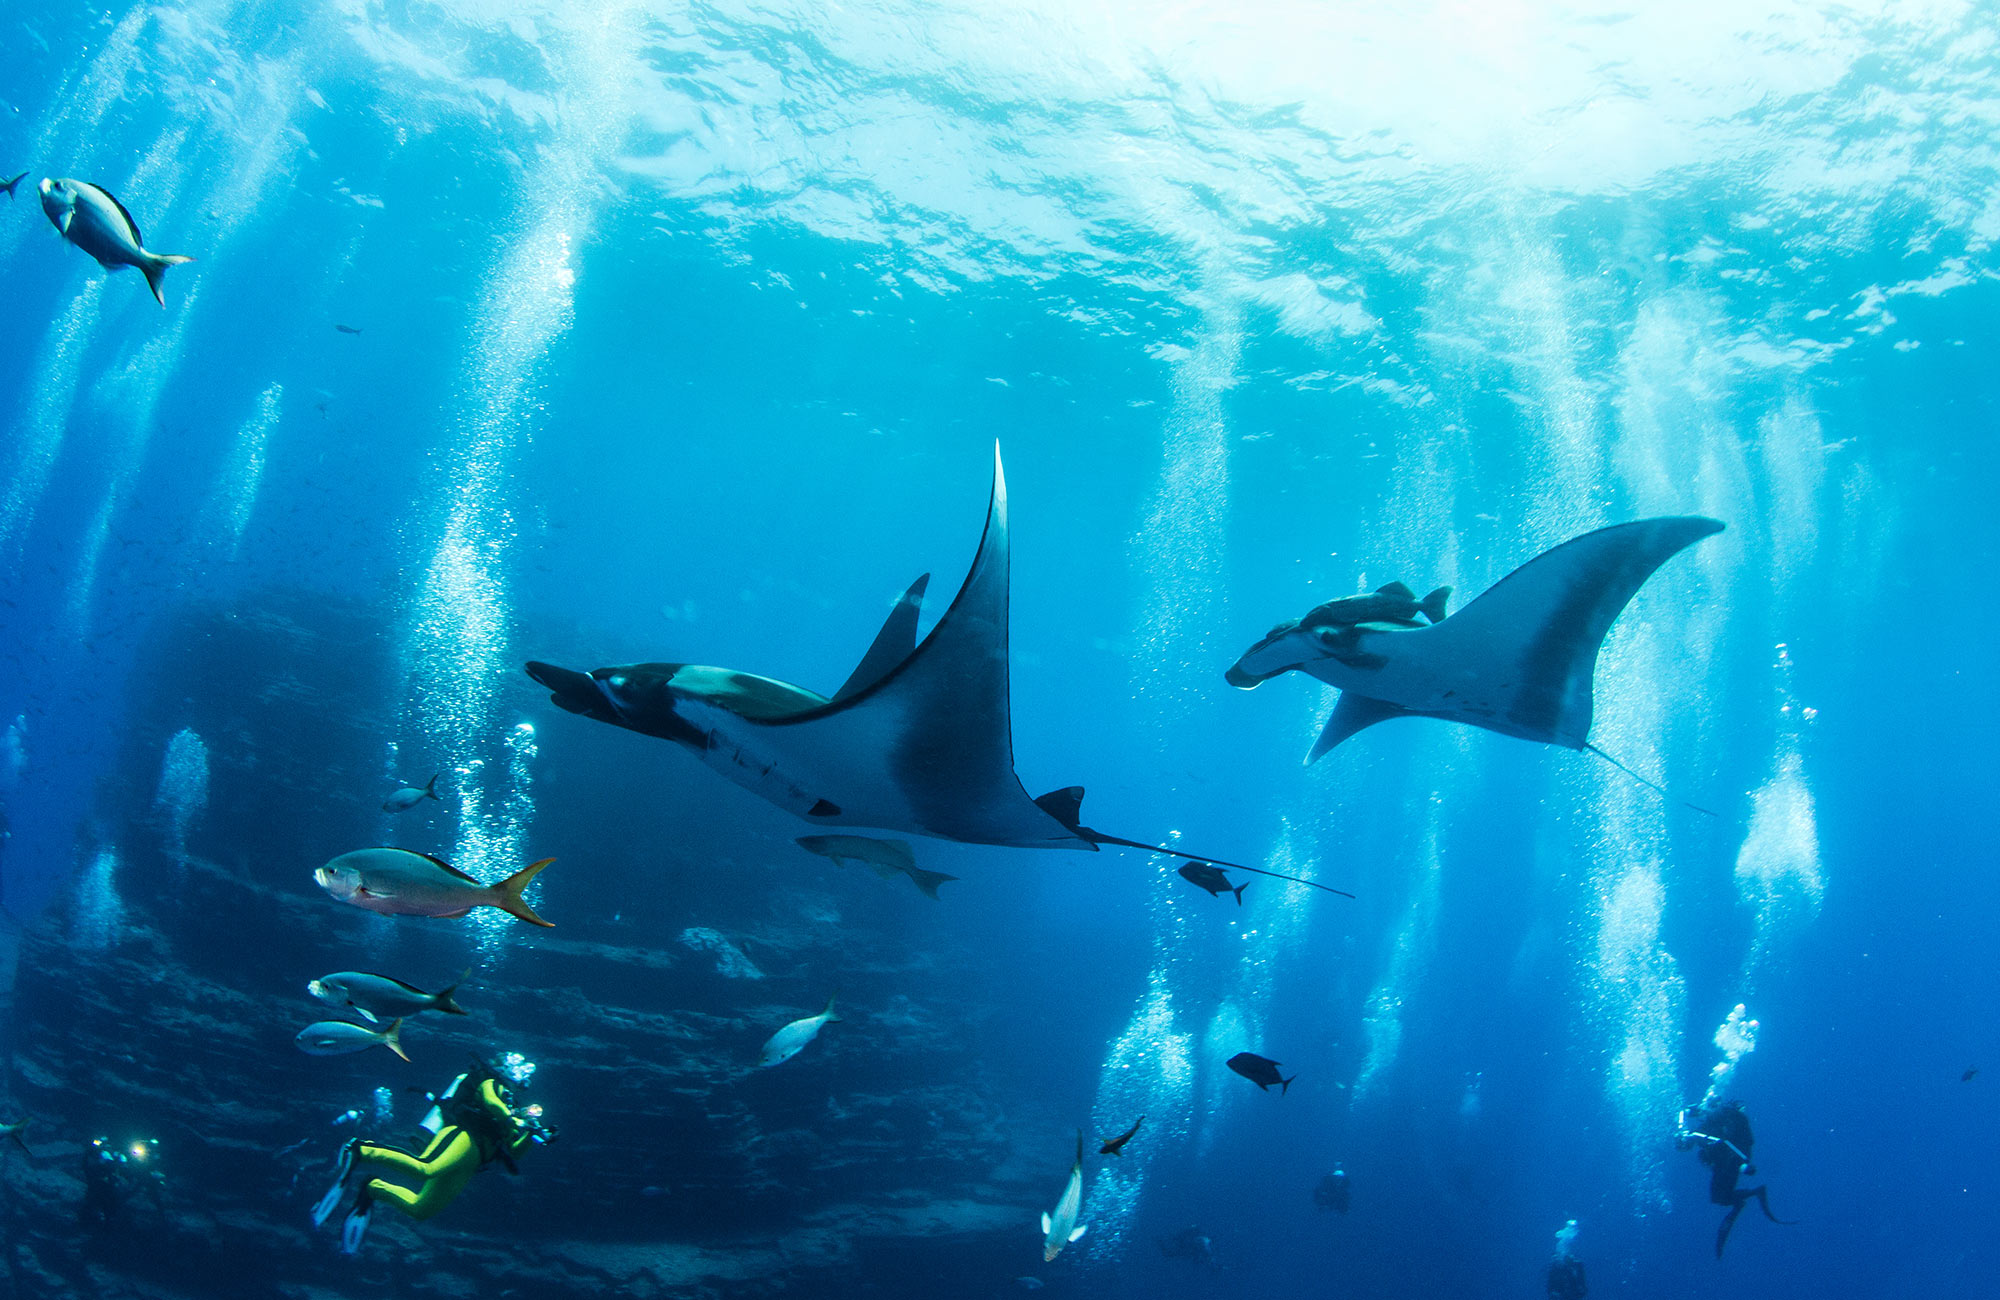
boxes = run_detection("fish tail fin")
[822,989,841,1022]
[1419,585,1452,623]
[423,772,440,799]
[1232,881,1248,905]
[141,252,194,307]
[382,1018,409,1063]
[1281,1074,1296,1096]
[494,858,555,926]
[435,970,470,1016]
[912,868,959,900]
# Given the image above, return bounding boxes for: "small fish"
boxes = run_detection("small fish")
[1,172,26,200]
[1014,1279,1045,1291]
[1227,1052,1295,1095]
[1099,1115,1144,1157]
[309,969,469,1022]
[314,848,554,926]
[1041,1132,1088,1262]
[335,323,362,335]
[796,835,959,900]
[1178,862,1246,905]
[758,991,841,1067]
[1964,1067,1979,1083]
[296,1018,408,1061]
[381,773,440,813]
[38,177,194,306]
[0,1119,31,1157]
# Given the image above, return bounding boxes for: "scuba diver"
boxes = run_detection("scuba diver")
[313,1058,554,1254]
[1676,1099,1795,1257]
[79,1137,166,1229]
[1546,1219,1586,1299]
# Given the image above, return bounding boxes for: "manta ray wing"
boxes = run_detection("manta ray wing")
[745,447,1088,848]
[1311,516,1723,757]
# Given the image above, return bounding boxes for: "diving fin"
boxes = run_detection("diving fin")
[341,1189,375,1255]
[311,1140,361,1229]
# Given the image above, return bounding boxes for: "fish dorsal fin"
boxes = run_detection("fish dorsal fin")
[1308,694,1411,763]
[834,574,929,702]
[1374,581,1415,599]
[90,183,144,246]
[413,850,480,883]
[1408,517,1724,748]
[1033,786,1085,830]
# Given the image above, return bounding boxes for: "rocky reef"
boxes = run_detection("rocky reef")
[0,593,1055,1299]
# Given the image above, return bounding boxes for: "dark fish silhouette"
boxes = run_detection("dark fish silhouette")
[1227,1052,1295,1094]
[335,323,362,334]
[1178,861,1246,905]
[1098,1115,1144,1157]
[1964,1067,1979,1083]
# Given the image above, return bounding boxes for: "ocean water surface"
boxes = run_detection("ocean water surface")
[0,2,1994,1297]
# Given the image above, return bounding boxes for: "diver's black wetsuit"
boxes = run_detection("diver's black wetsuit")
[1679,1101,1794,1256]
[1546,1255,1587,1300]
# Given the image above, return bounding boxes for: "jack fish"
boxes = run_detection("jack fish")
[38,178,194,306]
[314,848,554,927]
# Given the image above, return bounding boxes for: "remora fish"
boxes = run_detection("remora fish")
[1041,1132,1087,1262]
[296,1018,408,1061]
[0,1119,31,1157]
[381,773,440,813]
[1177,862,1246,905]
[1,172,27,200]
[796,835,959,899]
[1227,1052,1295,1094]
[758,991,840,1067]
[309,969,469,1022]
[1098,1115,1144,1157]
[38,177,194,306]
[314,848,554,927]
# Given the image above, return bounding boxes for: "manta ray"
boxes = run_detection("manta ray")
[1227,517,1724,779]
[527,446,1349,897]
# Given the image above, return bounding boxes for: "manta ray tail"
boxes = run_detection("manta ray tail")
[1584,744,1721,818]
[1034,787,1355,898]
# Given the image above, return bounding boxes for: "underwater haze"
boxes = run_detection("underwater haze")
[0,1,1995,1297]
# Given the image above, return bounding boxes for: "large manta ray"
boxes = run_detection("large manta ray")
[1227,517,1725,771]
[527,447,1349,896]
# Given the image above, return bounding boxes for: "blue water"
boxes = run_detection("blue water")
[2,3,1996,1297]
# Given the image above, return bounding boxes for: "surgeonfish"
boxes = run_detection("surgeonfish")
[758,991,840,1067]
[309,970,469,1021]
[37,177,194,306]
[1226,1052,1295,1094]
[381,773,440,812]
[314,848,554,926]
[296,1018,408,1061]
[795,835,959,899]
[1041,1132,1088,1262]
[1098,1115,1144,1157]
[1177,862,1246,905]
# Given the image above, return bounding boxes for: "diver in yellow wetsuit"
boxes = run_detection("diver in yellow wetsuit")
[313,1062,553,1253]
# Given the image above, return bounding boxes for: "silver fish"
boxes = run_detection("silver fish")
[38,177,194,306]
[309,970,469,1022]
[381,773,440,813]
[1041,1132,1087,1261]
[758,991,840,1067]
[313,848,554,926]
[295,1018,408,1061]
